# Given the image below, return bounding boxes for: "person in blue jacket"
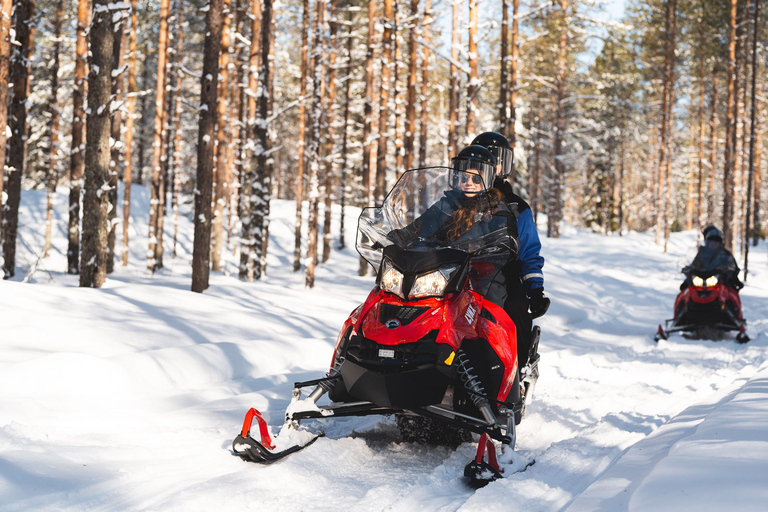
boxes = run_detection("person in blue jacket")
[471,132,549,371]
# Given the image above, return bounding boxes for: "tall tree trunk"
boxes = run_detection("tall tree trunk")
[508,0,519,181]
[192,0,223,292]
[259,14,275,273]
[466,0,478,136]
[238,0,261,280]
[744,0,759,279]
[226,0,244,250]
[375,0,394,203]
[338,9,353,251]
[404,0,419,170]
[393,2,404,177]
[122,0,139,266]
[211,0,232,271]
[136,34,149,185]
[148,0,171,272]
[548,0,567,239]
[108,14,126,273]
[66,0,90,274]
[696,0,705,231]
[305,0,326,288]
[618,137,625,233]
[753,81,762,246]
[708,74,719,223]
[417,0,431,169]
[448,0,460,157]
[722,0,739,251]
[498,0,508,134]
[293,0,310,272]
[170,0,185,258]
[80,0,113,287]
[661,0,676,253]
[0,0,11,262]
[359,0,377,276]
[529,103,541,222]
[2,0,35,279]
[322,0,340,263]
[44,0,64,258]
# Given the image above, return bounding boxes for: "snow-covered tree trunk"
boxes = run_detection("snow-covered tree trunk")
[2,0,35,279]
[338,9,353,251]
[417,0,430,169]
[393,1,404,177]
[122,0,139,266]
[136,36,150,186]
[0,0,10,263]
[258,20,275,274]
[322,0,340,263]
[44,0,64,259]
[108,12,127,273]
[212,0,232,272]
[192,0,224,292]
[695,0,705,232]
[148,0,171,272]
[466,0,478,137]
[359,0,377,276]
[67,0,90,275]
[753,81,762,247]
[498,0,508,135]
[448,0,460,157]
[375,0,394,203]
[305,0,326,288]
[238,0,260,281]
[170,0,185,258]
[80,0,114,288]
[293,0,309,272]
[227,0,246,249]
[404,0,418,171]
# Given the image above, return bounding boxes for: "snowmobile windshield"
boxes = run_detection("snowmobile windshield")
[357,167,517,294]
[686,246,739,275]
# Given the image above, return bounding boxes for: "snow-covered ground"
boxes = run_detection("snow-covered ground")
[2,186,768,511]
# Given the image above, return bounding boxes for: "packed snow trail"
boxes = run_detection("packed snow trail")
[1,187,767,511]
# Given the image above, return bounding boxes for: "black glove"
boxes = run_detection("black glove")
[528,287,550,319]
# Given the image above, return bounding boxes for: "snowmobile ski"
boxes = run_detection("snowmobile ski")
[232,407,321,464]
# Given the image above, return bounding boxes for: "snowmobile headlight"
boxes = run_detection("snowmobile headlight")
[692,276,704,287]
[705,276,718,287]
[380,259,404,298]
[410,264,459,299]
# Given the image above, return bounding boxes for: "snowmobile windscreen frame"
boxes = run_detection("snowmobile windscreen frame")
[356,167,517,296]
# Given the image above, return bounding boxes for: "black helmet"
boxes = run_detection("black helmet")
[703,225,723,242]
[471,131,513,179]
[450,145,496,192]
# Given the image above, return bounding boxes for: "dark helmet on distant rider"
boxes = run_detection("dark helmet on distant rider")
[471,131,513,179]
[702,225,724,248]
[450,145,497,192]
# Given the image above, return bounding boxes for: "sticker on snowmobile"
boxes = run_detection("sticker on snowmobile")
[465,304,477,324]
[379,349,396,358]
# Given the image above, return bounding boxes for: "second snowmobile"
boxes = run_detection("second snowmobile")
[233,166,539,484]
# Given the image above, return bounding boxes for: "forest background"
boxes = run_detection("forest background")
[0,0,765,291]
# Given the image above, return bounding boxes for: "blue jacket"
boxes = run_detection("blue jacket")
[494,178,545,293]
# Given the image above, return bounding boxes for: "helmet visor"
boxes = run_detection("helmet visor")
[489,145,513,178]
[449,158,495,192]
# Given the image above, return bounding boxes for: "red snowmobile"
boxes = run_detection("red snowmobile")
[233,167,538,485]
[655,267,749,343]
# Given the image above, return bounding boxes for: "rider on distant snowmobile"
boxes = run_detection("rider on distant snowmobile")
[470,132,548,371]
[682,225,742,291]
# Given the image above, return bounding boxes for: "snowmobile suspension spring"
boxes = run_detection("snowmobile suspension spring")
[455,350,488,408]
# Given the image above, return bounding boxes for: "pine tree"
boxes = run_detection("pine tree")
[192,0,224,292]
[44,0,64,258]
[0,0,11,263]
[293,0,309,272]
[80,0,114,288]
[122,0,139,266]
[3,0,35,279]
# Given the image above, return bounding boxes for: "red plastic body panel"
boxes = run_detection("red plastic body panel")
[673,283,743,319]
[332,284,518,404]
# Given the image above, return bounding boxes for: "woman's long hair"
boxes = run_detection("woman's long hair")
[444,188,505,240]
